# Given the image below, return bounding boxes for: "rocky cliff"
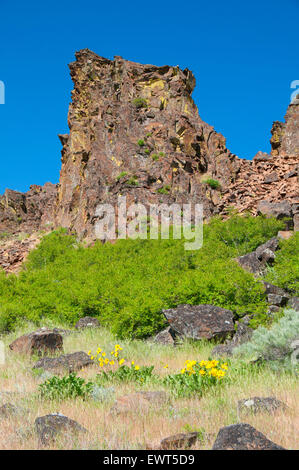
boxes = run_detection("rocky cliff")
[0,49,298,270]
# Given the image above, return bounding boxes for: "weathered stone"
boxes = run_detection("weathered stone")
[9,329,63,356]
[294,214,299,232]
[35,413,87,446]
[110,391,168,415]
[236,237,280,275]
[75,316,100,329]
[263,282,289,297]
[253,151,272,162]
[163,304,234,341]
[33,351,93,374]
[153,327,176,345]
[267,293,289,307]
[277,231,293,240]
[212,323,253,357]
[257,201,293,228]
[237,397,287,415]
[212,423,285,450]
[160,432,198,450]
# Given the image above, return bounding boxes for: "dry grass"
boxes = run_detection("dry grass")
[0,324,298,450]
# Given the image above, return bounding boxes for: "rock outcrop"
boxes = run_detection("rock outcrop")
[0,49,298,270]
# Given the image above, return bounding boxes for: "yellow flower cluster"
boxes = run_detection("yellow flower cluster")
[180,359,228,380]
[88,344,124,368]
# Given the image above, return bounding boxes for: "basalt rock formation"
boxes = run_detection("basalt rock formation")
[0,49,298,271]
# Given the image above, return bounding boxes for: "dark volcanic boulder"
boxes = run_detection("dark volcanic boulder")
[212,423,285,450]
[35,413,87,446]
[212,323,253,357]
[9,329,63,356]
[75,316,100,329]
[162,304,234,341]
[153,327,176,345]
[257,200,293,229]
[236,237,279,275]
[33,351,93,374]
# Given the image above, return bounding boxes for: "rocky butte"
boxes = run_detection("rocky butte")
[0,49,298,269]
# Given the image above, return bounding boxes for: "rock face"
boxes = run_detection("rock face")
[0,49,298,270]
[212,423,285,450]
[54,49,240,240]
[9,329,63,356]
[0,183,57,235]
[163,304,234,341]
[35,413,87,446]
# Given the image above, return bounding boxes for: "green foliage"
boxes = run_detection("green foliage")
[116,171,128,181]
[132,98,147,109]
[163,359,228,398]
[137,139,145,147]
[151,153,159,161]
[203,178,221,190]
[126,176,139,186]
[0,215,284,338]
[235,309,299,371]
[264,232,299,294]
[97,364,155,385]
[144,149,150,155]
[157,185,171,194]
[38,373,93,400]
[0,232,10,241]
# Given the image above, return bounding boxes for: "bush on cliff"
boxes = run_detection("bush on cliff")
[0,215,284,338]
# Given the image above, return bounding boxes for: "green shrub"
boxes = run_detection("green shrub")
[157,185,170,194]
[132,98,147,109]
[137,139,145,147]
[116,171,128,181]
[39,373,93,401]
[264,232,299,294]
[151,153,159,161]
[0,215,284,338]
[97,364,155,385]
[203,178,221,190]
[126,176,139,186]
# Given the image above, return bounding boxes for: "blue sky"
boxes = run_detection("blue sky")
[0,0,298,194]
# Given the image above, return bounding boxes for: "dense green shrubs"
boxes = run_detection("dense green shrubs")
[264,232,299,294]
[0,215,285,338]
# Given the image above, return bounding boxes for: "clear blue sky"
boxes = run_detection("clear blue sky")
[0,0,298,194]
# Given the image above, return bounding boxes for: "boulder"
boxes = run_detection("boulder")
[294,214,299,232]
[153,327,176,345]
[237,397,287,415]
[267,293,289,307]
[35,413,87,446]
[75,317,100,329]
[33,351,93,374]
[9,328,63,356]
[257,200,293,229]
[263,282,289,297]
[160,432,198,450]
[110,391,168,415]
[236,237,279,275]
[162,304,234,341]
[212,423,285,450]
[212,323,253,357]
